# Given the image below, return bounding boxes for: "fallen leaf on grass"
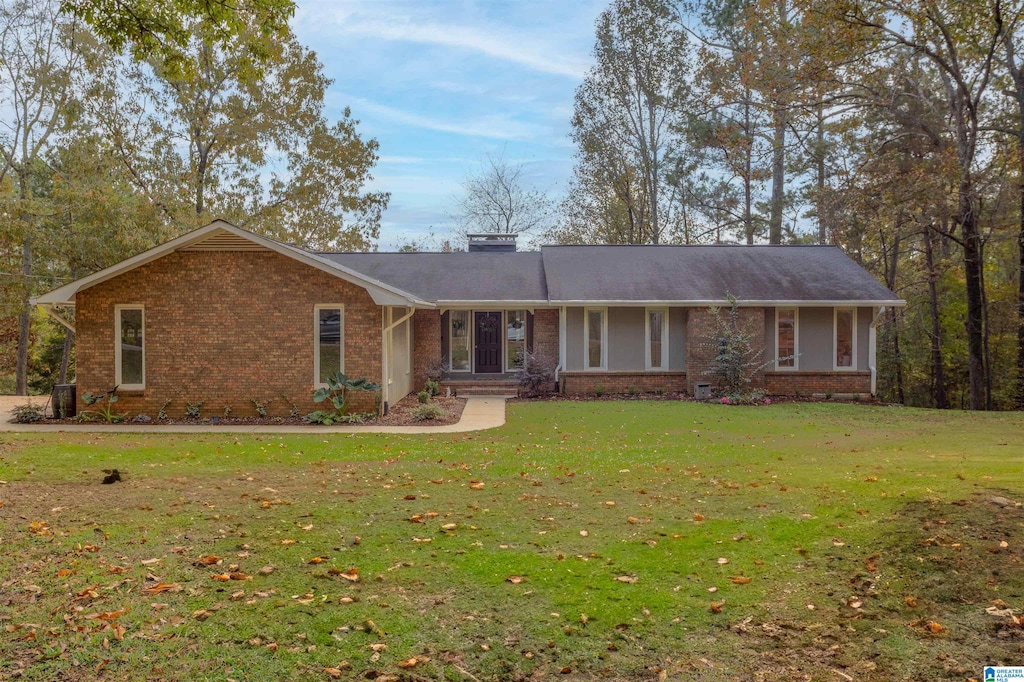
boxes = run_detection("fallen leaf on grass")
[140,557,162,566]
[865,554,880,572]
[441,523,457,531]
[308,557,326,565]
[369,642,387,652]
[615,575,638,584]
[506,576,527,584]
[469,481,485,490]
[710,601,725,614]
[192,609,213,621]
[211,574,231,582]
[398,655,430,669]
[141,582,179,595]
[730,576,752,585]
[280,539,297,546]
[195,555,221,566]
[328,568,359,582]
[258,566,275,575]
[904,596,917,608]
[693,513,705,522]
[716,557,729,565]
[627,516,639,524]
[86,609,128,621]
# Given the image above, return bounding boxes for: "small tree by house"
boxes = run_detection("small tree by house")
[703,294,783,404]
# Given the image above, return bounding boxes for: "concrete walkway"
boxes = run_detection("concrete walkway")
[0,395,507,434]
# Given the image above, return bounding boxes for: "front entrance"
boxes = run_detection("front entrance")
[474,311,502,373]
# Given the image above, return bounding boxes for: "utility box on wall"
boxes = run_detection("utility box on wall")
[693,382,712,400]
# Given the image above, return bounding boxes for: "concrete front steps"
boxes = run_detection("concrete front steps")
[442,380,520,398]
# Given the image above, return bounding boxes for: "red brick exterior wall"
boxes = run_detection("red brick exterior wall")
[75,250,383,418]
[685,306,767,392]
[561,371,686,394]
[764,371,871,396]
[412,308,441,385]
[531,308,559,373]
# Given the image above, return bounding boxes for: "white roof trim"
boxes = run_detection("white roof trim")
[31,220,433,308]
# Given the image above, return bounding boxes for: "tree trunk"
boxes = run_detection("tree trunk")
[1018,187,1024,408]
[959,180,987,410]
[816,102,827,245]
[59,328,73,385]
[744,96,754,245]
[923,225,947,409]
[889,307,905,404]
[16,238,31,396]
[768,105,785,245]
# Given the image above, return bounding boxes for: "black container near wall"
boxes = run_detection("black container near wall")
[51,384,76,418]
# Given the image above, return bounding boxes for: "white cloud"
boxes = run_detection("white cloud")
[350,97,551,141]
[303,3,590,79]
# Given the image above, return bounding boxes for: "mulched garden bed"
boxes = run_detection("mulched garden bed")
[31,394,468,427]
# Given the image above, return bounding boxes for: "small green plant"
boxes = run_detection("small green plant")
[184,400,205,419]
[417,390,431,404]
[594,385,605,397]
[81,387,125,424]
[280,396,300,418]
[825,391,834,400]
[312,372,381,419]
[56,391,69,419]
[627,385,639,396]
[223,405,232,418]
[424,379,441,397]
[158,399,172,420]
[410,403,447,421]
[11,403,46,423]
[250,398,272,417]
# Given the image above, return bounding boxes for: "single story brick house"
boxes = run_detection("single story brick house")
[33,220,904,417]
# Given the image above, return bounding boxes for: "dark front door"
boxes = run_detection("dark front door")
[474,311,502,373]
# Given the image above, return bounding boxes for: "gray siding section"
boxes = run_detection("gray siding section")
[564,306,687,372]
[764,307,776,362]
[669,307,687,371]
[566,307,584,371]
[798,307,833,371]
[608,307,645,371]
[858,307,872,369]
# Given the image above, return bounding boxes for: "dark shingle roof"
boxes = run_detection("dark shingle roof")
[319,252,548,302]
[318,245,902,305]
[539,245,901,303]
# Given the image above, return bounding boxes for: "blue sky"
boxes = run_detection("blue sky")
[291,0,608,250]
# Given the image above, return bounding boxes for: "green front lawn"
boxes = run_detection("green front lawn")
[1,401,1022,681]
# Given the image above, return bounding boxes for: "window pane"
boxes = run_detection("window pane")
[506,310,526,370]
[119,308,143,385]
[587,310,603,368]
[777,310,795,368]
[649,310,664,368]
[318,308,343,383]
[836,310,854,368]
[451,310,470,371]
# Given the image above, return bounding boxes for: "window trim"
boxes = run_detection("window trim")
[583,307,608,371]
[114,304,145,390]
[314,304,345,388]
[644,307,669,371]
[503,309,528,373]
[775,307,799,371]
[448,309,473,373]
[833,307,857,371]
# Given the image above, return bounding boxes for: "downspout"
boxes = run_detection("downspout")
[557,306,566,392]
[869,306,886,397]
[381,306,416,414]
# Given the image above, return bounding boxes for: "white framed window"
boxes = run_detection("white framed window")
[645,307,668,370]
[775,308,799,370]
[505,309,527,372]
[834,308,857,370]
[314,304,345,387]
[114,305,145,390]
[449,310,471,372]
[583,307,607,370]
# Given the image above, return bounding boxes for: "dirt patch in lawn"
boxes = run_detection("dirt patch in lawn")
[712,490,1024,681]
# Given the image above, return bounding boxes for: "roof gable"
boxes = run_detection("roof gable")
[32,221,430,307]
